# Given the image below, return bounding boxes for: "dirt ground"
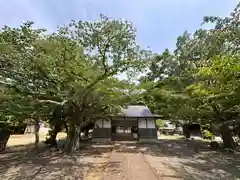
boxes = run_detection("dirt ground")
[142,140,240,180]
[6,133,67,147]
[1,138,240,180]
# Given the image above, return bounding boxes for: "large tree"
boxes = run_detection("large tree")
[0,15,148,151]
[140,2,240,149]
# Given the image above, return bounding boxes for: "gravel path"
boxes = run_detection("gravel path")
[102,143,159,180]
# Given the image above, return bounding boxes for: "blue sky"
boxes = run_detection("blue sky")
[0,0,238,53]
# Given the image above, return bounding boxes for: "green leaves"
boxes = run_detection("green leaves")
[0,15,148,130]
[139,2,240,128]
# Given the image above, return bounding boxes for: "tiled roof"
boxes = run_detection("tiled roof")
[120,105,160,117]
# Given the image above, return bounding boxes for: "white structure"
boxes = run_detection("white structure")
[92,105,161,142]
[24,122,49,135]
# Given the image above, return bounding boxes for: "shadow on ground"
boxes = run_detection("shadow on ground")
[0,142,119,180]
[1,140,240,180]
[152,140,240,179]
[113,140,240,180]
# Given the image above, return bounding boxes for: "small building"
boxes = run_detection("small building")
[159,120,176,135]
[92,105,161,142]
[159,120,183,135]
[182,123,202,138]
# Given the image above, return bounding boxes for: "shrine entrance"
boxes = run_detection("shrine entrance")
[111,119,138,141]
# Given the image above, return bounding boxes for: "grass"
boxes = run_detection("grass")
[158,135,185,140]
[158,134,214,142]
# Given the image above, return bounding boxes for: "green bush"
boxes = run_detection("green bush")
[202,129,213,140]
[156,119,164,129]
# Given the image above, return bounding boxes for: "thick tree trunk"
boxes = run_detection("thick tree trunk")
[65,123,74,152]
[64,101,92,152]
[84,129,89,137]
[46,125,61,147]
[74,125,81,150]
[50,130,58,145]
[34,117,40,149]
[64,121,69,135]
[220,125,236,149]
[212,105,237,149]
[65,124,81,152]
[183,124,190,139]
[70,125,81,151]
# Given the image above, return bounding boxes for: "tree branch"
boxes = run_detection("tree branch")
[38,99,67,105]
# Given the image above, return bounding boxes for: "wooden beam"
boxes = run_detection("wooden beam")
[145,118,148,128]
[137,117,139,141]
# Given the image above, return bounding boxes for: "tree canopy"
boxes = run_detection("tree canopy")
[0,3,239,150]
[139,3,240,149]
[0,15,149,151]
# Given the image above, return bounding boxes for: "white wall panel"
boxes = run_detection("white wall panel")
[95,119,103,128]
[103,120,111,128]
[147,119,155,128]
[138,118,146,128]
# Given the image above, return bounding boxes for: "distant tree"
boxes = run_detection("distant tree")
[139,2,240,149]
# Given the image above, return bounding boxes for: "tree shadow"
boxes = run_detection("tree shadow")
[138,139,240,180]
[103,140,240,179]
[2,140,239,179]
[113,142,140,153]
[0,142,119,180]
